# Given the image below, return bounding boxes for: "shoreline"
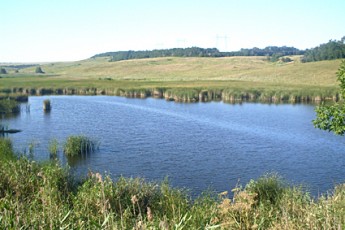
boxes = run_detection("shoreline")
[1,86,341,104]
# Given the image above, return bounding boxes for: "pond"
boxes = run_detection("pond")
[2,95,345,196]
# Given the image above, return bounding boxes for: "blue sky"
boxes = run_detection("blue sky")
[1,0,344,62]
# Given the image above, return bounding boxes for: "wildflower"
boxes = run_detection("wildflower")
[147,207,153,222]
[159,220,169,230]
[95,172,102,183]
[131,195,138,204]
[220,191,228,196]
[218,198,231,215]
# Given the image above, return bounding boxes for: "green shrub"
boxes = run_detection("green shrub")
[281,57,293,62]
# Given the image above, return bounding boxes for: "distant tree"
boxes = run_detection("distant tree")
[0,68,7,74]
[313,60,345,135]
[35,66,44,74]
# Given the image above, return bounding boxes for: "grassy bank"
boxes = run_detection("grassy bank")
[0,56,342,103]
[1,138,345,229]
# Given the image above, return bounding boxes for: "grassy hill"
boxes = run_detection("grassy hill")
[0,56,342,103]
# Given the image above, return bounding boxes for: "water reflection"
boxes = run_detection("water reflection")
[1,111,20,120]
[65,151,98,167]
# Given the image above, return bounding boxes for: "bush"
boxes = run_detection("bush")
[63,135,99,157]
[0,68,7,74]
[245,173,286,206]
[281,57,293,62]
[35,66,44,74]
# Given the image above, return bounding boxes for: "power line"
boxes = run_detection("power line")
[216,35,228,50]
[176,39,187,48]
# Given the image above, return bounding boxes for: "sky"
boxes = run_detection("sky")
[1,0,344,62]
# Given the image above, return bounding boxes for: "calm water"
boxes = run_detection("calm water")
[2,96,345,196]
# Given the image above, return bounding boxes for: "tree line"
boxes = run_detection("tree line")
[223,46,303,57]
[92,47,223,61]
[301,37,345,62]
[92,37,345,63]
[92,46,305,62]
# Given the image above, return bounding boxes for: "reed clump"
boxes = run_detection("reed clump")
[164,88,199,102]
[63,135,99,157]
[43,99,51,111]
[48,139,59,158]
[2,140,345,229]
[0,93,28,102]
[0,99,20,114]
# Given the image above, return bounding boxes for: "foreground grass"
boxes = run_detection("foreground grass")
[1,138,345,229]
[0,57,342,103]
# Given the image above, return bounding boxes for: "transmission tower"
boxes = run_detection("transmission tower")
[216,35,228,50]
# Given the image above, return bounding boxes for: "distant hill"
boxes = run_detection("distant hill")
[92,37,345,63]
[92,46,305,62]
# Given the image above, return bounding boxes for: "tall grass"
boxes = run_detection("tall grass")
[1,140,345,228]
[0,138,15,161]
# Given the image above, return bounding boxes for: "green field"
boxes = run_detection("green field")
[0,56,342,102]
